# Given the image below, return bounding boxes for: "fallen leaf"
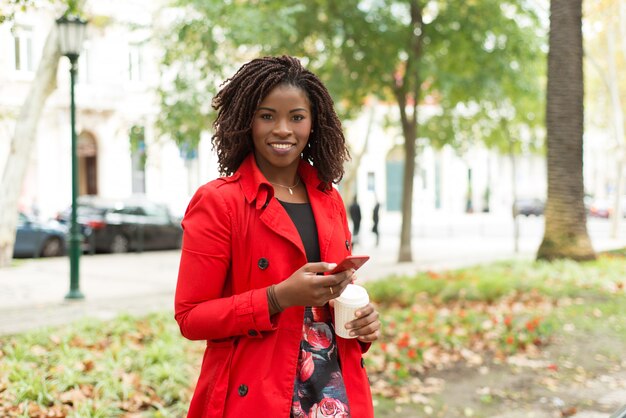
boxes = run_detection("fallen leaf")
[561,406,577,417]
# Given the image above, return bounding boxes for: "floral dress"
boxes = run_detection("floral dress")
[280,201,351,418]
[290,304,351,418]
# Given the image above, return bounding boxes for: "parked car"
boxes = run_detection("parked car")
[513,198,544,217]
[588,196,626,218]
[13,212,67,258]
[57,196,183,253]
[589,198,611,218]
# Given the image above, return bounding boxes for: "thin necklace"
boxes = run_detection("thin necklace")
[270,177,300,195]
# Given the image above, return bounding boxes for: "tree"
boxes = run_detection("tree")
[0,1,82,267]
[422,8,546,253]
[158,0,544,262]
[537,0,595,261]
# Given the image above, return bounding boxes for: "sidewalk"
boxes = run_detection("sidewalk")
[1,214,624,336]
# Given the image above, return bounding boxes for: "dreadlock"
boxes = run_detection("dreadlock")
[211,55,349,185]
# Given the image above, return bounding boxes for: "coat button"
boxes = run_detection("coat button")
[247,329,258,337]
[345,240,350,251]
[361,358,365,368]
[238,384,248,396]
[257,257,269,270]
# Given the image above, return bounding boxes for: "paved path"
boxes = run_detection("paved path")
[2,214,624,336]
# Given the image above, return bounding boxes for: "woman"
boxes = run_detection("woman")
[175,55,381,418]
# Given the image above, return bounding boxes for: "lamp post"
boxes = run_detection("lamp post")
[56,14,87,300]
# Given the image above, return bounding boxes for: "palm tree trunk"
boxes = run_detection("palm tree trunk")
[537,0,595,261]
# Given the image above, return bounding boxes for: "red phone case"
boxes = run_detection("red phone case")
[330,255,370,274]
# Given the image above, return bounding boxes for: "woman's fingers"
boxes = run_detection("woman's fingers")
[344,304,380,340]
[356,329,380,342]
[317,269,354,299]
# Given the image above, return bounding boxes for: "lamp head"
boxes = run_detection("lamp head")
[56,14,87,58]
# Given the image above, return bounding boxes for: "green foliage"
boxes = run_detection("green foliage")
[0,0,84,24]
[0,0,38,24]
[366,254,625,307]
[155,0,547,154]
[420,1,547,153]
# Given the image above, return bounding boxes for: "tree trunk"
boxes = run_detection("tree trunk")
[537,0,595,261]
[0,23,61,267]
[398,112,416,262]
[397,0,423,263]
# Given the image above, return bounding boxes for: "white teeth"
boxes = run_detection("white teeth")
[270,143,293,150]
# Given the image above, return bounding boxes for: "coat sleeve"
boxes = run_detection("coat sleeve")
[174,182,274,341]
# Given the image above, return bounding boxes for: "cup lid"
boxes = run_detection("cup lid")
[336,284,369,305]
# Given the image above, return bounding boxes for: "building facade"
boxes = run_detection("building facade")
[0,0,206,221]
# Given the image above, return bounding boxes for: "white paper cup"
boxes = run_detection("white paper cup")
[334,284,369,339]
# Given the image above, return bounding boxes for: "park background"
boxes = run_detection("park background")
[1,0,626,417]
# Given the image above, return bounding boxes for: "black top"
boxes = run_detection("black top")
[279,200,351,418]
[279,201,320,262]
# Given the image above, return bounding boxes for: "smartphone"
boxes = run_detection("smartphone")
[329,255,370,274]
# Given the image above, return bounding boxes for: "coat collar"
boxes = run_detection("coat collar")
[237,153,332,210]
[235,153,340,261]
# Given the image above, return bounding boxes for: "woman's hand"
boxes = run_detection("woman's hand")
[274,262,355,308]
[344,303,380,343]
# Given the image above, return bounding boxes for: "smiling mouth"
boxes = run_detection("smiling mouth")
[270,143,295,150]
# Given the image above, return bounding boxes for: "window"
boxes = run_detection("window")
[12,27,34,72]
[128,43,144,82]
[130,126,146,194]
[367,172,376,192]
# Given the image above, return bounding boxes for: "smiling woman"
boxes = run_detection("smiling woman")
[251,84,312,190]
[174,56,381,418]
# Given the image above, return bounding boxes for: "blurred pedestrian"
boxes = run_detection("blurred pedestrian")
[348,196,362,244]
[175,56,380,418]
[372,200,380,247]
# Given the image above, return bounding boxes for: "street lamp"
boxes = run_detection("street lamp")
[56,14,87,300]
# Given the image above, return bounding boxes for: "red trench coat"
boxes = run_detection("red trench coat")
[175,154,374,418]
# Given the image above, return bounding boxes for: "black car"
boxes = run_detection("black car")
[57,196,183,253]
[513,198,544,217]
[13,212,67,258]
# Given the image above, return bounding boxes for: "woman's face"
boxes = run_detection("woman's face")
[251,84,312,177]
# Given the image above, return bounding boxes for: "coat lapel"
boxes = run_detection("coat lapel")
[238,154,339,261]
[258,198,306,256]
[307,184,338,262]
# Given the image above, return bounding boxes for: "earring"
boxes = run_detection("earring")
[311,129,314,133]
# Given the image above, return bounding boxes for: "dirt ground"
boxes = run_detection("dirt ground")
[374,322,626,418]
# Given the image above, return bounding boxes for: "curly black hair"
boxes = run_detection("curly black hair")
[211,55,349,184]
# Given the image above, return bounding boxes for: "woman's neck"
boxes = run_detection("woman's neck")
[254,157,300,186]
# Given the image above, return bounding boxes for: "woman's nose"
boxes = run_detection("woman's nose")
[273,118,292,137]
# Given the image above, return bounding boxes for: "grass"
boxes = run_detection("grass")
[1,251,625,417]
[0,313,202,417]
